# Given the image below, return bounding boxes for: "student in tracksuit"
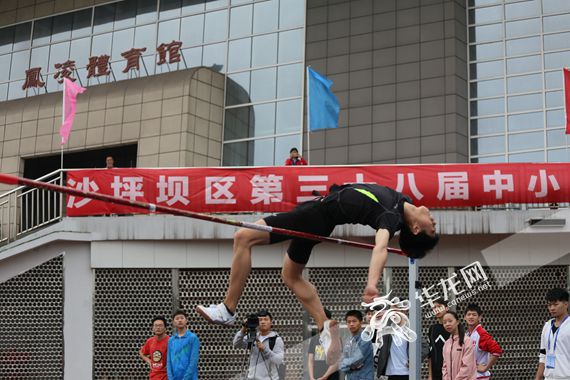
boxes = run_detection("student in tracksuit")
[464,304,503,379]
[442,311,477,380]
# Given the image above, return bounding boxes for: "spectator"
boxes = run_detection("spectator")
[428,298,451,380]
[285,147,307,166]
[464,303,503,379]
[139,316,170,380]
[340,310,374,379]
[167,310,200,380]
[233,309,285,380]
[308,308,339,380]
[535,288,570,380]
[105,155,115,169]
[375,306,429,380]
[442,311,476,380]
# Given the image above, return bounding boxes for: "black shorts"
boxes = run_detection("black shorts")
[263,200,336,265]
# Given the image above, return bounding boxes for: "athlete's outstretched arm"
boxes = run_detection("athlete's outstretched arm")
[363,229,389,303]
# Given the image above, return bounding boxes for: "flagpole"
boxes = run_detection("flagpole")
[306,66,311,164]
[60,79,65,170]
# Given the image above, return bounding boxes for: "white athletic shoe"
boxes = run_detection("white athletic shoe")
[319,319,340,364]
[196,303,237,325]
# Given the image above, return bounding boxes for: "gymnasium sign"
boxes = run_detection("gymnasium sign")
[21,40,183,91]
[65,163,570,216]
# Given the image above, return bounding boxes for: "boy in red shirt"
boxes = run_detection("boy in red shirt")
[139,316,170,380]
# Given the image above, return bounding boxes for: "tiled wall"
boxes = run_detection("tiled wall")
[0,0,111,27]
[0,67,224,190]
[305,0,469,164]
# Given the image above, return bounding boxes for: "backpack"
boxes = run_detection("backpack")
[267,335,286,380]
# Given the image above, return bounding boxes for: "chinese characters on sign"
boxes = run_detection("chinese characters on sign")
[64,164,570,216]
[22,41,184,91]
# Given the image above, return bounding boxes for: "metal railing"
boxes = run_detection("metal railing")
[0,170,65,244]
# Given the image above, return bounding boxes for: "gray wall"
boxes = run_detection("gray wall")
[305,0,469,164]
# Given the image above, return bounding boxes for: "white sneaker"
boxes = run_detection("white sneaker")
[196,303,237,325]
[319,319,340,364]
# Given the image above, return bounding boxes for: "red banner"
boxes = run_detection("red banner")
[65,164,570,216]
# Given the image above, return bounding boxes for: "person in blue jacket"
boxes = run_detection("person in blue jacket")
[167,310,200,380]
[340,310,374,380]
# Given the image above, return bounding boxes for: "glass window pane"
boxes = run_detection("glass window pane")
[33,17,52,46]
[508,111,543,132]
[505,0,540,20]
[545,51,570,70]
[544,14,570,34]
[280,0,304,29]
[469,42,503,61]
[277,63,302,99]
[509,131,544,152]
[543,0,570,15]
[8,81,26,100]
[203,42,226,71]
[252,34,277,67]
[276,99,301,134]
[72,9,92,38]
[544,32,570,51]
[48,42,70,74]
[91,33,112,56]
[471,135,505,155]
[507,73,542,94]
[469,24,503,43]
[13,22,31,51]
[545,71,562,90]
[225,106,251,140]
[547,109,564,128]
[470,116,504,135]
[204,10,228,43]
[507,93,542,112]
[469,6,503,24]
[275,134,302,164]
[136,0,157,24]
[0,83,7,101]
[30,46,49,74]
[253,0,278,34]
[223,141,248,166]
[506,55,541,74]
[228,38,251,71]
[112,28,135,59]
[70,37,91,84]
[181,14,204,46]
[251,103,276,137]
[470,60,503,79]
[226,71,250,106]
[206,0,228,10]
[547,129,567,148]
[471,98,504,116]
[470,78,504,98]
[472,155,506,163]
[509,150,544,162]
[94,4,116,34]
[230,5,252,38]
[134,24,157,52]
[0,54,11,82]
[546,90,563,108]
[115,0,137,29]
[468,0,501,6]
[278,29,303,63]
[10,51,30,80]
[506,18,541,38]
[506,36,540,56]
[158,19,180,45]
[160,0,181,19]
[250,67,276,102]
[252,138,274,166]
[548,148,569,162]
[182,46,202,68]
[182,0,205,15]
[0,26,14,54]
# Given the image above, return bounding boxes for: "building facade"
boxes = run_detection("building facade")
[0,0,569,379]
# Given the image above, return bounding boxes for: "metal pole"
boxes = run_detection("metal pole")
[408,258,422,380]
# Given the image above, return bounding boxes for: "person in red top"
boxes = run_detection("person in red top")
[285,147,308,166]
[464,304,503,379]
[139,316,170,380]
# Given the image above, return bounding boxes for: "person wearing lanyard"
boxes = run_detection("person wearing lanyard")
[535,288,570,380]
